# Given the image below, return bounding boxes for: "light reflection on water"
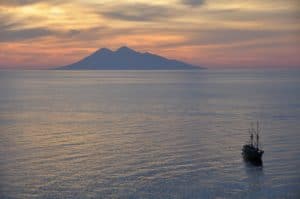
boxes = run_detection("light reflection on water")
[0,70,300,198]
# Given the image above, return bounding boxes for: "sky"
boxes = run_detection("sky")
[0,0,299,69]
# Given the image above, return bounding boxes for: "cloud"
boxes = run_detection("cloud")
[0,27,54,42]
[181,0,205,7]
[0,13,53,42]
[67,29,81,37]
[0,0,62,6]
[144,25,299,50]
[187,29,293,45]
[204,7,300,23]
[101,3,178,22]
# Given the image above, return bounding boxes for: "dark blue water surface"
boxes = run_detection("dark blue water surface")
[0,69,299,198]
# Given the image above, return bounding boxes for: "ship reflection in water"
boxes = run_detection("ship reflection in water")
[243,156,265,196]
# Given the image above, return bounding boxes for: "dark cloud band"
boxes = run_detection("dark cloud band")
[101,3,178,22]
[181,0,205,7]
[0,0,65,6]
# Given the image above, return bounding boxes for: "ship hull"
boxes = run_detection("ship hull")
[242,145,264,164]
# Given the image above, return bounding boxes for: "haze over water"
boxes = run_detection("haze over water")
[0,69,299,198]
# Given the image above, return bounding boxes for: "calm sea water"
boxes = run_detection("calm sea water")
[0,69,299,199]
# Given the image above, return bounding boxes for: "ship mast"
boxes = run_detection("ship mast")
[256,121,259,149]
[250,122,254,146]
[249,128,253,146]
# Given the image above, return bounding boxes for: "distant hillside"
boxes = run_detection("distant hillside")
[58,46,204,70]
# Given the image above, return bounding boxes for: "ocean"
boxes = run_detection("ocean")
[0,69,299,198]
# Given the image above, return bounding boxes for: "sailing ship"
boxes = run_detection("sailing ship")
[242,121,264,164]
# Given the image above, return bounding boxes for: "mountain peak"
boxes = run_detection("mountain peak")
[116,46,136,53]
[96,48,113,54]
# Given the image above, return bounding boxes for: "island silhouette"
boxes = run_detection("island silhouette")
[58,46,203,70]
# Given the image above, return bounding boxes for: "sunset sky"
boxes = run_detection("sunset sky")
[0,0,299,69]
